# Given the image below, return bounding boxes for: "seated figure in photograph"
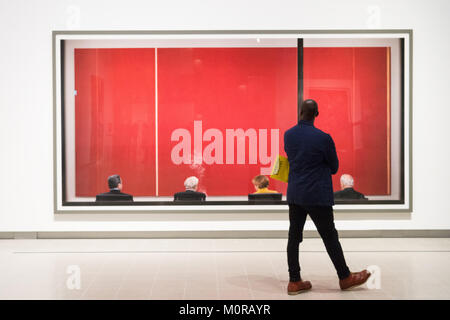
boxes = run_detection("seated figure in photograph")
[95,174,134,202]
[252,175,278,194]
[174,176,206,201]
[333,174,367,200]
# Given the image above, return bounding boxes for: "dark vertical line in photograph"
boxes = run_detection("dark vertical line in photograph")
[297,38,304,122]
[60,40,67,204]
[399,37,405,205]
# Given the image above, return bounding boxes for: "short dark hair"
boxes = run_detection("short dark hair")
[300,99,319,121]
[252,175,269,189]
[108,175,121,189]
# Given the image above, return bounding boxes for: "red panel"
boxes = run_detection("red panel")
[157,48,297,196]
[74,48,156,196]
[304,47,390,195]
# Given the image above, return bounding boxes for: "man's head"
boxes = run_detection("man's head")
[340,174,354,190]
[299,99,319,121]
[252,175,269,191]
[108,174,123,191]
[184,176,199,191]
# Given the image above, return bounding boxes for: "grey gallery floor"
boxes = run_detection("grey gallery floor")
[0,238,449,300]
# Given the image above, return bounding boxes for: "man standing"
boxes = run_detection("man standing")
[284,99,370,295]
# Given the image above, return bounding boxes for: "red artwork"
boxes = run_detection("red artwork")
[74,46,389,198]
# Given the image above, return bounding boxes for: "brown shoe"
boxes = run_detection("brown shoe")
[339,270,371,290]
[287,280,312,295]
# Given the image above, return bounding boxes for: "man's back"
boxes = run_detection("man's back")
[284,119,338,206]
[334,188,366,200]
[96,190,133,202]
[284,100,370,294]
[174,190,206,201]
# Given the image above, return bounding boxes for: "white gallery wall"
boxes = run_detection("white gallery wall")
[0,0,449,232]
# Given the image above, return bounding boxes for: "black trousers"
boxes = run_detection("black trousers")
[287,204,351,281]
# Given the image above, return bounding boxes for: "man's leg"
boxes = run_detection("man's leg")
[287,204,308,282]
[307,206,351,280]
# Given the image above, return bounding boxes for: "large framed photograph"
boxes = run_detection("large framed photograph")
[53,30,412,213]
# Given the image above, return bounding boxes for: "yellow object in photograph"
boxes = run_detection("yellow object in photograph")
[270,155,289,183]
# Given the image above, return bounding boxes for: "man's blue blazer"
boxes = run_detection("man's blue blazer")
[284,119,339,206]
